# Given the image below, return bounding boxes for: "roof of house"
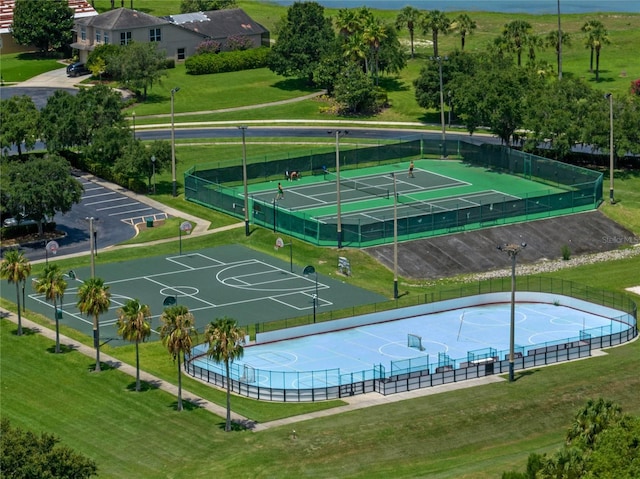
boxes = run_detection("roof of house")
[75,7,168,30]
[163,8,268,38]
[1,0,97,34]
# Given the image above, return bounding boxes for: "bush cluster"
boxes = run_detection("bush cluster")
[185,47,269,75]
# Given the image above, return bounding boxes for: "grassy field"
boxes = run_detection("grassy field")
[2,2,640,478]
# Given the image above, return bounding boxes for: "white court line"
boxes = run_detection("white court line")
[96,202,141,211]
[143,276,218,308]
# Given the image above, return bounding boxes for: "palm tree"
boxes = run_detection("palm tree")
[204,317,245,432]
[116,299,151,391]
[584,21,610,81]
[452,13,477,51]
[545,30,571,76]
[395,6,422,59]
[76,277,111,372]
[335,8,361,38]
[159,305,196,411]
[362,17,387,85]
[0,249,31,336]
[499,19,533,66]
[581,19,608,74]
[420,10,451,58]
[33,264,67,353]
[566,398,622,448]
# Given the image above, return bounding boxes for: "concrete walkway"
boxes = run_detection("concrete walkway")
[1,307,505,432]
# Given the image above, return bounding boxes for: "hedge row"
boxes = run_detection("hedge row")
[185,48,269,75]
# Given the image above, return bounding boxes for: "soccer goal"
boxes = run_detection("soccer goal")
[407,333,426,351]
[241,364,255,383]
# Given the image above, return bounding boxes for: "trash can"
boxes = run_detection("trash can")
[146,217,154,228]
[55,308,63,320]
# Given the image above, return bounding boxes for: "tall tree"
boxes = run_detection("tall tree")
[0,250,31,336]
[453,13,477,51]
[544,30,571,77]
[0,156,83,236]
[115,42,167,100]
[0,95,39,157]
[420,9,451,58]
[159,305,196,411]
[204,317,245,432]
[116,299,152,392]
[33,264,67,353]
[582,20,610,81]
[267,1,335,84]
[10,0,74,53]
[362,17,387,85]
[581,20,606,74]
[497,19,534,66]
[76,278,111,372]
[0,419,97,478]
[395,6,422,59]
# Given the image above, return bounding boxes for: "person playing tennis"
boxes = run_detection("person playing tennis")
[408,160,415,178]
[276,182,285,200]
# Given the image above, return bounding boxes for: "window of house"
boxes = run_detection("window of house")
[104,32,109,44]
[177,48,185,60]
[120,31,132,45]
[96,31,101,43]
[150,28,161,42]
[81,27,86,41]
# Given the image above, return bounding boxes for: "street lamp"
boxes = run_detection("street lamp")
[238,125,250,236]
[151,155,156,194]
[87,217,96,278]
[497,242,526,383]
[434,56,447,158]
[605,92,614,204]
[170,87,180,197]
[391,172,398,299]
[303,265,318,323]
[329,130,348,248]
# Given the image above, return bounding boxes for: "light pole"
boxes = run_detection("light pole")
[557,0,563,79]
[87,217,96,278]
[435,56,447,158]
[151,155,156,194]
[170,87,180,197]
[330,130,347,248]
[238,125,250,236]
[391,172,398,299]
[497,242,526,383]
[303,265,318,323]
[132,111,136,138]
[605,92,614,204]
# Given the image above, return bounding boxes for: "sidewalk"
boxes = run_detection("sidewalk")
[1,307,505,433]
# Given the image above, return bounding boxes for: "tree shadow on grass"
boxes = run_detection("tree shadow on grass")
[271,78,319,93]
[377,76,410,93]
[46,343,76,354]
[86,361,117,373]
[125,380,160,392]
[168,400,200,412]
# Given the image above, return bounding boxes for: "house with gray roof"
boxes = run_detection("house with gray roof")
[70,7,269,64]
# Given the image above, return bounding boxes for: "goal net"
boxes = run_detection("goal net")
[241,364,255,383]
[407,333,425,351]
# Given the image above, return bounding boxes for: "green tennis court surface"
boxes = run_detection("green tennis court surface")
[19,245,385,347]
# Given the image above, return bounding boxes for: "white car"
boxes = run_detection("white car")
[3,217,37,228]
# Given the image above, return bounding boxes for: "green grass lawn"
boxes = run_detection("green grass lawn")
[2,2,640,477]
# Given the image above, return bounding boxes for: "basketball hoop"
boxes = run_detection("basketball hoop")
[46,241,59,255]
[274,237,284,251]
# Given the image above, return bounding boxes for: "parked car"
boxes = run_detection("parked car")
[3,217,37,228]
[66,62,90,77]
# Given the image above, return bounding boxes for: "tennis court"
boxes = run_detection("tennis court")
[19,245,385,346]
[186,138,603,247]
[189,298,631,391]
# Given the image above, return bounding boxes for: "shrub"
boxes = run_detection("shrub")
[185,47,269,75]
[631,78,640,96]
[227,35,253,51]
[196,39,221,55]
[561,244,571,261]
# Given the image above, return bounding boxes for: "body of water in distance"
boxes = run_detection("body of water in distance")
[265,0,640,14]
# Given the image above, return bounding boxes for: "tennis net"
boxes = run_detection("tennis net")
[325,171,390,199]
